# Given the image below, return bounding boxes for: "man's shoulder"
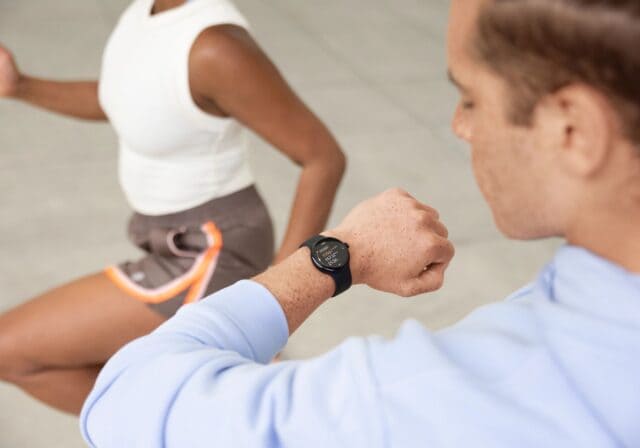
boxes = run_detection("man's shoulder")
[504,283,538,302]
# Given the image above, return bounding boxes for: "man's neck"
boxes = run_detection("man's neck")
[567,202,640,274]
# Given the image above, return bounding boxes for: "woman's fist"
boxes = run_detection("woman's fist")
[0,44,22,98]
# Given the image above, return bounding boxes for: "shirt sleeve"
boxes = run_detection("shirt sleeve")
[80,280,386,448]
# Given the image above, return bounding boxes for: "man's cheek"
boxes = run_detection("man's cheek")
[470,149,491,196]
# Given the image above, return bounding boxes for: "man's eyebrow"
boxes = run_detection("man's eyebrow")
[447,69,468,92]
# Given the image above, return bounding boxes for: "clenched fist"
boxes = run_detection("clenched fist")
[0,44,21,98]
[329,188,454,297]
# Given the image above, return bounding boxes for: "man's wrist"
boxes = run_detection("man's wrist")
[253,248,334,334]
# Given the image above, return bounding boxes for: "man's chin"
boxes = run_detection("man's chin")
[493,213,556,241]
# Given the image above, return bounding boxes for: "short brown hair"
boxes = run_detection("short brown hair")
[474,0,640,144]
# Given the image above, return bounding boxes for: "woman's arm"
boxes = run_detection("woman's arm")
[0,44,106,120]
[189,25,346,263]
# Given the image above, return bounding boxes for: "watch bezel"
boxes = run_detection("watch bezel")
[310,237,350,272]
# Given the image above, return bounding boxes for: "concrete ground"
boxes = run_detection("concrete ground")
[0,0,560,446]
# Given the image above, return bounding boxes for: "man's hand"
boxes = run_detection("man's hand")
[0,44,21,98]
[329,188,454,297]
[255,188,454,333]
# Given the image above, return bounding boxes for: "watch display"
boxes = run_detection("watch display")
[301,235,352,297]
[314,238,349,270]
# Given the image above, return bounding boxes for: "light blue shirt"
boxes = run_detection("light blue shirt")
[81,246,640,447]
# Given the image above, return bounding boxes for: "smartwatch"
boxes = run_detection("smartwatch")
[300,235,352,297]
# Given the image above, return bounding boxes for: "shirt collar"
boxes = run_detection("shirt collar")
[538,245,640,326]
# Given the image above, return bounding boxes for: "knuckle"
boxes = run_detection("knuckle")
[398,282,415,297]
[425,206,440,220]
[395,187,409,195]
[446,241,456,259]
[388,187,409,199]
[422,233,438,250]
[419,209,432,222]
[413,209,429,224]
[386,187,400,195]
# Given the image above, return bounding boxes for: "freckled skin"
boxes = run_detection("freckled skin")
[259,0,640,337]
[256,189,454,334]
[447,0,640,269]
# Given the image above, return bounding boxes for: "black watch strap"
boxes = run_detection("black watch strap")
[301,235,352,297]
[332,261,352,296]
[302,235,324,250]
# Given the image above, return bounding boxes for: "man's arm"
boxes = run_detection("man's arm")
[256,189,453,333]
[81,189,454,447]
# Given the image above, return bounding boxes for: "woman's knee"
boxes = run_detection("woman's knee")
[0,323,42,382]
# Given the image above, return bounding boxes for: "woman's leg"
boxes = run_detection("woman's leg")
[0,272,166,414]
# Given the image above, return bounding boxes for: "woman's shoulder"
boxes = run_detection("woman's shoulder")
[189,24,265,90]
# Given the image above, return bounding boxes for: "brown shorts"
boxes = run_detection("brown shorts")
[105,186,274,318]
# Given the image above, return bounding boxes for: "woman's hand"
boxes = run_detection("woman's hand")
[0,44,22,98]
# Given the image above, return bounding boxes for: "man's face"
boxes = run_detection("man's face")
[447,0,563,239]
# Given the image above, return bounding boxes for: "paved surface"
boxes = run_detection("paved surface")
[0,1,559,446]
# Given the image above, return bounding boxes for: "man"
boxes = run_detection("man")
[81,0,640,446]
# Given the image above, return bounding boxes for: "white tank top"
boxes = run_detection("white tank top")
[99,0,254,215]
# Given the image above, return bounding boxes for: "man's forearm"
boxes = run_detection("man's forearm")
[255,246,336,334]
[81,280,290,447]
[257,187,455,333]
[81,190,454,447]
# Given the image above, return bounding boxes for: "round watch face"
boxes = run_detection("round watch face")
[314,239,349,270]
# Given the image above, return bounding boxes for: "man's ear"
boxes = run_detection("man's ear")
[542,84,614,177]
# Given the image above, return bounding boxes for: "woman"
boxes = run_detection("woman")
[0,0,345,414]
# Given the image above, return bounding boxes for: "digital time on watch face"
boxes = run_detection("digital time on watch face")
[314,239,349,270]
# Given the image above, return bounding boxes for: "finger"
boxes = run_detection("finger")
[412,208,445,234]
[418,214,448,238]
[386,187,413,200]
[423,236,455,265]
[419,262,449,292]
[432,220,449,239]
[399,263,449,297]
[422,205,440,220]
[405,237,453,286]
[409,199,440,218]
